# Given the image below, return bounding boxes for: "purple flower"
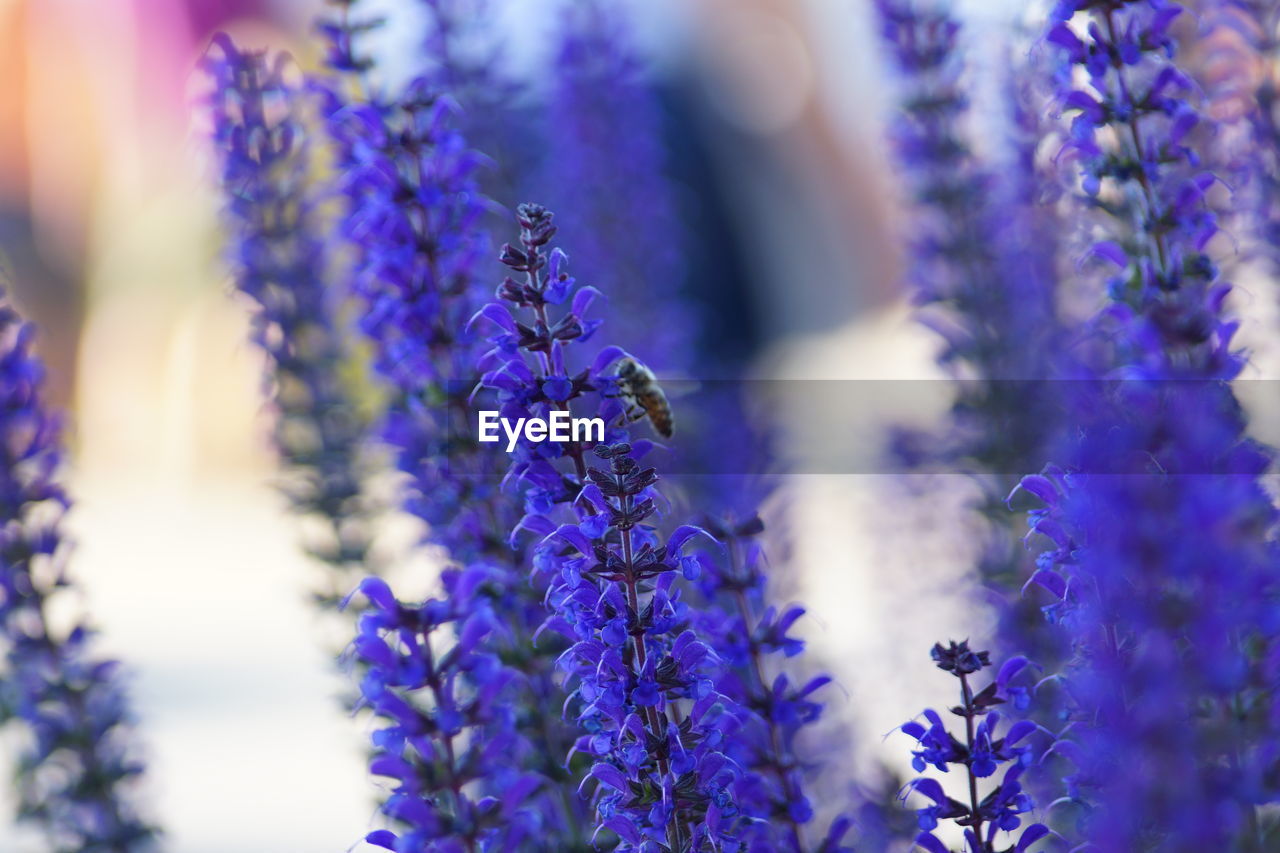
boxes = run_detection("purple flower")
[1010,3,1280,847]
[352,571,545,851]
[204,35,373,607]
[414,0,526,199]
[313,14,591,849]
[0,290,158,851]
[471,204,748,849]
[470,203,854,851]
[686,513,854,851]
[898,642,1049,853]
[873,0,1063,578]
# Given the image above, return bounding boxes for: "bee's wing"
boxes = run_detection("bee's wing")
[653,373,699,400]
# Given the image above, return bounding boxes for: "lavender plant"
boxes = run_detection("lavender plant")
[472,203,741,850]
[0,290,157,852]
[898,642,1048,853]
[205,35,374,608]
[873,6,1067,830]
[1008,2,1280,848]
[874,0,1060,481]
[470,203,853,851]
[687,512,838,848]
[351,569,546,849]
[313,5,591,847]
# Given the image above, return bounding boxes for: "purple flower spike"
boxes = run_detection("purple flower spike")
[898,642,1049,853]
[204,34,374,607]
[474,204,755,849]
[0,290,158,851]
[352,563,546,850]
[312,10,591,849]
[873,0,1066,657]
[686,512,853,851]
[1015,3,1280,848]
[538,0,694,373]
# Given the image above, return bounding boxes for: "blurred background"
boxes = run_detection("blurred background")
[0,0,1047,850]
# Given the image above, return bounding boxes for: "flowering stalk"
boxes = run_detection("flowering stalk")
[0,290,157,852]
[898,642,1048,853]
[1010,3,1279,848]
[313,6,590,847]
[874,0,1061,478]
[205,35,375,608]
[688,513,852,851]
[470,203,749,850]
[467,203,857,851]
[352,570,543,850]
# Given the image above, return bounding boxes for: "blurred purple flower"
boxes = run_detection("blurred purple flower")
[0,291,157,852]
[1199,1,1280,273]
[1010,3,1280,848]
[873,0,1064,611]
[205,35,374,607]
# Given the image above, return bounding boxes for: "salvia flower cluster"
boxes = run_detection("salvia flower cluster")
[899,642,1047,853]
[0,291,156,852]
[475,204,741,851]
[688,512,835,848]
[1007,1,1280,849]
[351,570,544,850]
[311,8,590,848]
[470,204,851,851]
[205,35,374,607]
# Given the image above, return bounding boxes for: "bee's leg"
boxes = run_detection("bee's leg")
[622,402,645,423]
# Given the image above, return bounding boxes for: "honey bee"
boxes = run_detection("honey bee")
[613,357,674,438]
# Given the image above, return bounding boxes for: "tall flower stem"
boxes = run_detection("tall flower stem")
[957,671,985,850]
[618,493,687,850]
[473,205,755,848]
[724,536,806,851]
